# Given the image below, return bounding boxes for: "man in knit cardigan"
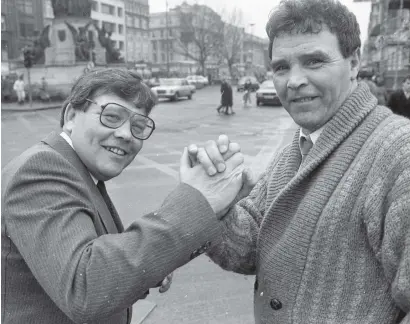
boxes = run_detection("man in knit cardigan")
[189,0,410,323]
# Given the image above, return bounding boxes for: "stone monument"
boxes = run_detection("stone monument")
[44,0,106,66]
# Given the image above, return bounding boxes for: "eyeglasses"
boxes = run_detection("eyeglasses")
[86,99,155,140]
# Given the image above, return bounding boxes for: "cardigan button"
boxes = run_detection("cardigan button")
[270,298,282,310]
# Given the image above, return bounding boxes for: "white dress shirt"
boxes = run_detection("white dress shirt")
[60,132,97,184]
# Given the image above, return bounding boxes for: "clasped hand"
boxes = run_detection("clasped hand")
[180,134,258,218]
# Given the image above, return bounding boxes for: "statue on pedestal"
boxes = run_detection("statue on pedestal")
[39,0,123,65]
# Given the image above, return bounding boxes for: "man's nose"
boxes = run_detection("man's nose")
[114,119,133,141]
[287,66,308,90]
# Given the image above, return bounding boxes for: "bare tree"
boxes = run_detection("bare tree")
[173,4,224,75]
[219,8,244,80]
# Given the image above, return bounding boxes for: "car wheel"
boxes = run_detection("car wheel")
[188,93,192,99]
[172,92,179,101]
[257,100,262,106]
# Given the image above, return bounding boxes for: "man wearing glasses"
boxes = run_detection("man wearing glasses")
[1,69,249,324]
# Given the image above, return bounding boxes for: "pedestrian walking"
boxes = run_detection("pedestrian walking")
[243,79,252,107]
[189,0,410,322]
[2,68,246,324]
[217,79,234,115]
[13,75,25,105]
[388,75,410,119]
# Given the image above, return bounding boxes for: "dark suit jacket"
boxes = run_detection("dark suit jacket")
[2,132,221,324]
[387,89,410,118]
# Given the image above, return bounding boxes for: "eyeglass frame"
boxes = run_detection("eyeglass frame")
[85,98,156,140]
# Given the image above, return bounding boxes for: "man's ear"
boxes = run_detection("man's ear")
[62,103,78,134]
[350,47,361,80]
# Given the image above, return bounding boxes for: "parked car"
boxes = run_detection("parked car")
[256,80,282,106]
[186,75,208,89]
[237,76,260,92]
[151,78,194,101]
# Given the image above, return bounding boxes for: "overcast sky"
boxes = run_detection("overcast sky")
[149,0,372,46]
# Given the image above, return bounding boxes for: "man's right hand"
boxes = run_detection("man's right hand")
[180,147,244,216]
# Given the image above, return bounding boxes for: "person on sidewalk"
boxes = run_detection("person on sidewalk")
[13,75,26,105]
[188,0,410,322]
[40,76,51,102]
[388,75,410,119]
[1,68,248,324]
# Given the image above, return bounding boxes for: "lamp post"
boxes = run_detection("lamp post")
[165,0,170,77]
[249,23,255,73]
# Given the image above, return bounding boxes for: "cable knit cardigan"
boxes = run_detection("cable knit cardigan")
[208,83,410,324]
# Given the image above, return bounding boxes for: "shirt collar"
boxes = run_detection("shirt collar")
[299,126,324,145]
[60,132,98,184]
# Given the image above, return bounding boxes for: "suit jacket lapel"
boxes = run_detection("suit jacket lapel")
[42,131,119,234]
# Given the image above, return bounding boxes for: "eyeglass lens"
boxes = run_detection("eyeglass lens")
[101,104,154,139]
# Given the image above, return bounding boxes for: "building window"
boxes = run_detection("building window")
[19,23,35,37]
[152,31,155,38]
[102,21,116,33]
[152,40,157,50]
[153,53,157,63]
[101,3,115,15]
[126,14,133,27]
[161,53,165,62]
[92,19,99,27]
[170,53,174,61]
[118,24,124,34]
[92,1,98,11]
[160,30,164,38]
[119,41,124,51]
[118,7,123,17]
[17,0,33,15]
[169,29,172,36]
[139,18,143,29]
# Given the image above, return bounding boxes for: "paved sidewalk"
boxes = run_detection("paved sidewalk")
[1,101,63,112]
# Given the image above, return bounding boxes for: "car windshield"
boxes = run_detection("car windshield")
[260,81,275,89]
[160,79,181,85]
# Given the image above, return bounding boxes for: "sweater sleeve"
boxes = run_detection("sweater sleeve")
[363,145,410,316]
[206,147,286,275]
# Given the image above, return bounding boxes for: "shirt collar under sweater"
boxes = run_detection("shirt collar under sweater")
[289,82,378,174]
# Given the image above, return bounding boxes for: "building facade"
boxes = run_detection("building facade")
[149,3,269,79]
[149,3,225,77]
[1,0,45,62]
[124,0,150,65]
[363,0,410,89]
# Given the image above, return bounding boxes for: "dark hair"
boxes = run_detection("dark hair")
[266,0,361,59]
[60,68,156,127]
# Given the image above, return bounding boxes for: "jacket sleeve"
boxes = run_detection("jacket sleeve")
[3,150,221,323]
[363,139,410,318]
[206,147,286,275]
